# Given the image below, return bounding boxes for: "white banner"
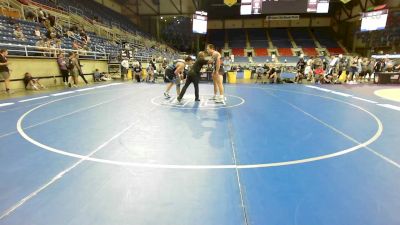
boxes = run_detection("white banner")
[266,15,300,20]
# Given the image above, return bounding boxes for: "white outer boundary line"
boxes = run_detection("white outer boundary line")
[377,104,400,112]
[0,103,15,108]
[18,96,50,103]
[351,96,378,104]
[50,91,76,96]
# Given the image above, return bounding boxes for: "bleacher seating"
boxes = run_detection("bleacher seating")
[227,29,246,48]
[290,28,316,48]
[254,48,268,56]
[232,48,244,56]
[248,28,268,48]
[207,29,225,48]
[312,28,347,55]
[278,48,293,56]
[269,28,292,48]
[303,48,318,56]
[313,28,339,48]
[0,15,47,55]
[1,0,180,60]
[327,48,345,55]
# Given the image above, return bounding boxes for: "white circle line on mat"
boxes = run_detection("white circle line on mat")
[16,88,383,169]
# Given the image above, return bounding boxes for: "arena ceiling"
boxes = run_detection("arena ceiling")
[115,0,200,16]
[115,0,397,19]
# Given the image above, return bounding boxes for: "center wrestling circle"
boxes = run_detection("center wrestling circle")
[151,94,246,109]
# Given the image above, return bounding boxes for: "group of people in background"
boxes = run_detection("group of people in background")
[294,54,400,84]
[11,7,98,58]
[57,51,88,87]
[120,58,158,83]
[2,43,400,96]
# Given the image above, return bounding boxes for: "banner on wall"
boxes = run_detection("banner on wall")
[265,15,300,20]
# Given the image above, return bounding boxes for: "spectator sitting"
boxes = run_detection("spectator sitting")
[94,69,111,81]
[46,27,57,39]
[43,19,52,30]
[50,39,62,56]
[82,34,90,45]
[23,72,45,90]
[35,38,49,56]
[66,29,75,38]
[33,26,41,37]
[314,66,325,84]
[72,40,82,51]
[80,31,88,43]
[82,44,90,51]
[14,27,26,41]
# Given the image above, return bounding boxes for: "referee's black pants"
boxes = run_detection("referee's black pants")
[178,74,200,100]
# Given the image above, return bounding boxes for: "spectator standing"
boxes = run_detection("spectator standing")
[68,52,79,87]
[146,62,155,83]
[75,53,88,85]
[120,58,129,80]
[0,49,12,94]
[133,61,142,82]
[57,53,69,86]
[37,8,47,24]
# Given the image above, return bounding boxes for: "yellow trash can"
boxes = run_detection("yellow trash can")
[338,71,347,83]
[127,69,132,80]
[228,71,237,83]
[244,70,251,79]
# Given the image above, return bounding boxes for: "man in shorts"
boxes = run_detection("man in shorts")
[206,44,225,103]
[0,49,12,94]
[163,56,192,98]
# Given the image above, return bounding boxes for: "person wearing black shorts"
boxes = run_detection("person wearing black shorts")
[177,52,208,102]
[295,57,306,83]
[0,49,12,94]
[163,57,192,98]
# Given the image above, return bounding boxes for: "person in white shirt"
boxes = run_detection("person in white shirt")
[305,56,314,81]
[120,58,130,80]
[14,27,26,41]
[33,26,41,37]
[146,63,155,83]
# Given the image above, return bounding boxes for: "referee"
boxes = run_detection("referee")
[177,51,209,102]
